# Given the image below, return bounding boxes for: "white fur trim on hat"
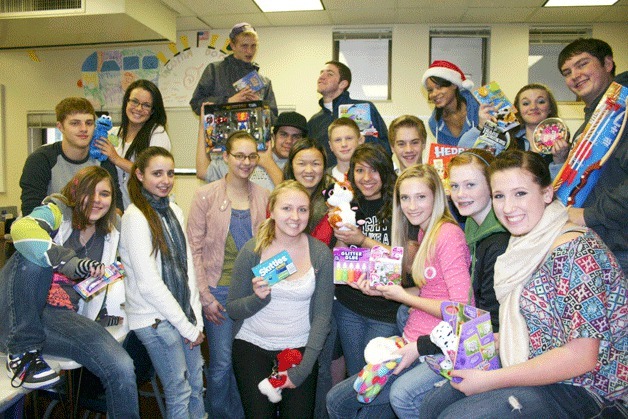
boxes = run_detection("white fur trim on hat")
[422,60,474,91]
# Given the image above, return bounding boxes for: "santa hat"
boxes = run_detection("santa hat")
[422,60,474,91]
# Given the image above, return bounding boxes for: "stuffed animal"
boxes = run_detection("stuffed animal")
[430,321,458,371]
[89,115,113,161]
[353,336,405,403]
[258,348,302,403]
[324,180,364,231]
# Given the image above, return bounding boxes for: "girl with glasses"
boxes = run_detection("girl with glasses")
[187,131,270,418]
[96,79,171,209]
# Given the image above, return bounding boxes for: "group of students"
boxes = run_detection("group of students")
[0,35,625,419]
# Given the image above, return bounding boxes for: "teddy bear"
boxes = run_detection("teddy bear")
[89,114,113,161]
[323,180,364,231]
[258,348,302,403]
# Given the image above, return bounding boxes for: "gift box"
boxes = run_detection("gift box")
[203,101,272,153]
[425,301,500,382]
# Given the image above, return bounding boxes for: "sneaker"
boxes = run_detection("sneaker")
[6,350,60,389]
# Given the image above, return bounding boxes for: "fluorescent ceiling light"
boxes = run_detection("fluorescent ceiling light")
[544,0,618,6]
[254,0,324,12]
[528,55,543,68]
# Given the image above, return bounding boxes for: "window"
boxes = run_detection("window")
[429,29,490,88]
[528,28,591,102]
[333,29,392,101]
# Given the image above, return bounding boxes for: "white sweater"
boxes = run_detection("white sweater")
[120,203,203,342]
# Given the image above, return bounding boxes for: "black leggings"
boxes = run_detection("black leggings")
[232,339,318,419]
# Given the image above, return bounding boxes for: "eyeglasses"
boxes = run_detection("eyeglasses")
[128,98,153,111]
[229,153,259,162]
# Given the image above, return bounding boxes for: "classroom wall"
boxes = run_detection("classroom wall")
[0,22,626,216]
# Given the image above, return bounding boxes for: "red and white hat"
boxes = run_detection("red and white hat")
[422,60,474,91]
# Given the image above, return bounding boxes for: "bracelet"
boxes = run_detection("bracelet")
[359,235,367,247]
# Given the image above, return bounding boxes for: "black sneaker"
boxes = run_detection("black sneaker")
[6,350,60,389]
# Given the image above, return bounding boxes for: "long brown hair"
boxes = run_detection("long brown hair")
[254,180,310,254]
[128,146,174,256]
[60,166,117,233]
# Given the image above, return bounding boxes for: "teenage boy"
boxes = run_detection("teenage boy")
[308,60,390,167]
[196,110,307,191]
[388,115,427,174]
[20,97,123,216]
[558,38,627,272]
[327,118,364,182]
[189,22,278,119]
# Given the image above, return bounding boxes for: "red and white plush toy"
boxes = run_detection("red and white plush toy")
[258,348,303,403]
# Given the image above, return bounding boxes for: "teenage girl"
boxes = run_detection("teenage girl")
[187,131,269,418]
[120,147,205,418]
[97,79,171,209]
[227,180,334,418]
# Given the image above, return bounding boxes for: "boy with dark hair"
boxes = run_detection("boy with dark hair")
[308,61,390,166]
[559,38,627,272]
[20,97,123,216]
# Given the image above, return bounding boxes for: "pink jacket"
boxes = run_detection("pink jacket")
[187,177,269,293]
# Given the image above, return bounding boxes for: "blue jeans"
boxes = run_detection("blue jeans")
[315,314,338,419]
[333,300,400,376]
[389,362,446,418]
[420,381,627,418]
[0,253,140,418]
[42,307,140,418]
[0,252,53,353]
[203,286,244,419]
[135,320,205,419]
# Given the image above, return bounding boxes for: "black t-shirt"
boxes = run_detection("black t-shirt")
[335,197,401,324]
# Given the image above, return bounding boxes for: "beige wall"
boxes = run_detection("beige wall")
[0,22,626,217]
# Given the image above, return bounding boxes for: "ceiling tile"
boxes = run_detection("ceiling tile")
[593,4,628,20]
[463,7,537,23]
[198,13,271,29]
[329,8,398,25]
[469,0,544,6]
[395,7,466,24]
[323,0,395,10]
[264,11,332,26]
[527,6,607,23]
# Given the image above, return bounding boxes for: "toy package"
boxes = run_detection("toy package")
[333,246,403,286]
[427,143,469,187]
[553,82,627,207]
[203,101,271,153]
[424,301,500,382]
[333,247,370,285]
[472,81,520,133]
[74,261,125,299]
[252,250,297,287]
[232,70,266,93]
[471,120,510,155]
[368,246,403,286]
[532,117,570,155]
[338,103,379,137]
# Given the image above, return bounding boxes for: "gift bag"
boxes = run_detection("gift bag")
[425,301,500,382]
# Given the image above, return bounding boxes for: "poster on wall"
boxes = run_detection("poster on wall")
[79,30,232,109]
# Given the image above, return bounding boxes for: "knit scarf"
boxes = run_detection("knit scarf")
[493,200,567,367]
[143,189,196,326]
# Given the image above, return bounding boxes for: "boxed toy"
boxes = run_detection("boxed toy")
[472,81,519,133]
[232,70,266,93]
[203,101,272,153]
[553,82,627,207]
[252,250,297,287]
[368,246,403,286]
[333,247,370,285]
[74,261,125,299]
[471,120,510,155]
[424,301,500,382]
[339,103,379,137]
[333,246,403,286]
